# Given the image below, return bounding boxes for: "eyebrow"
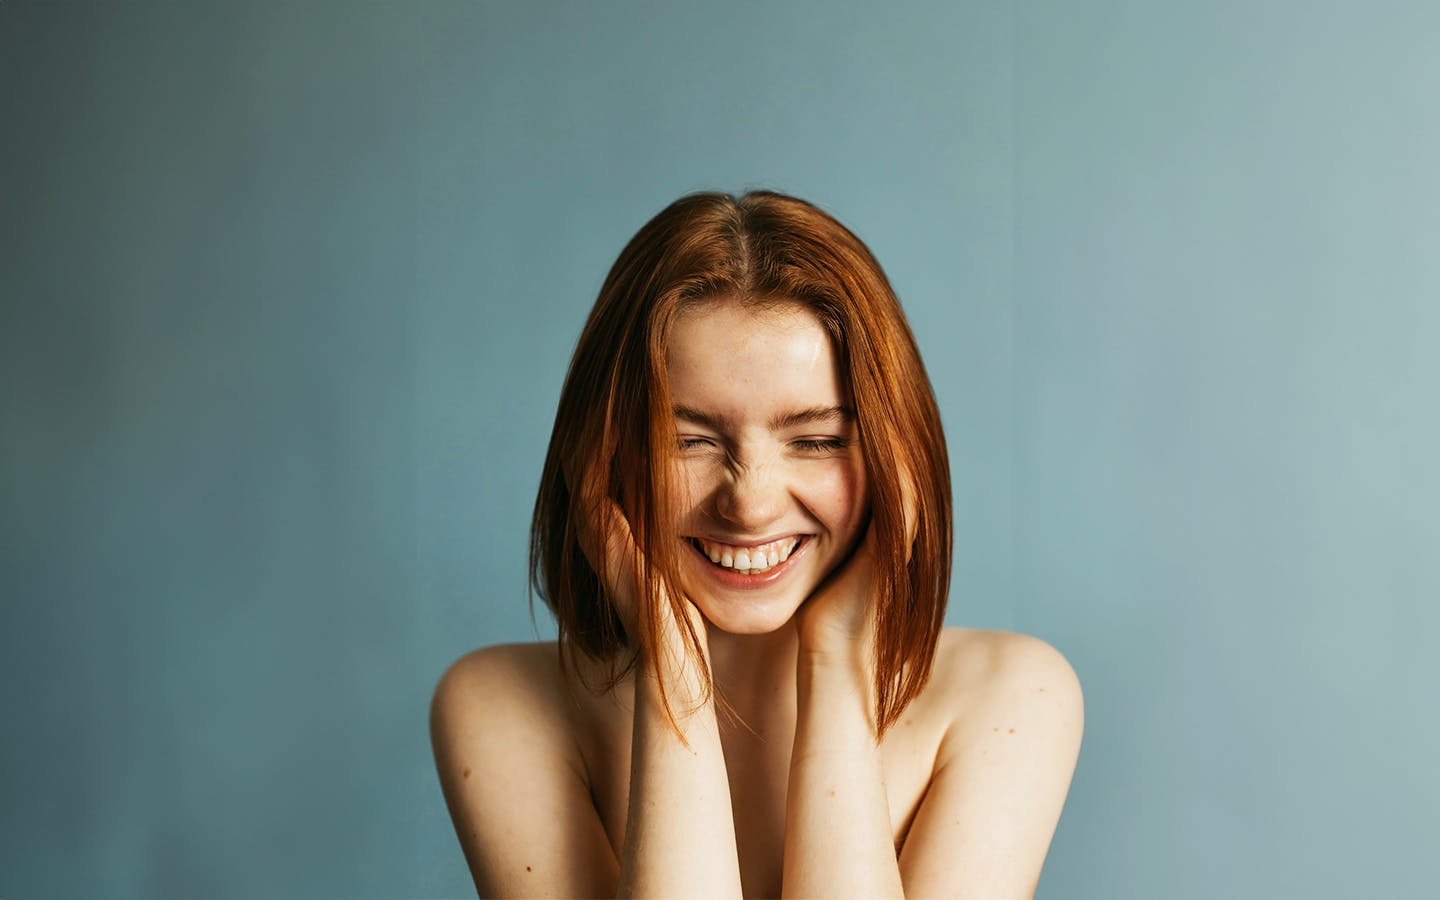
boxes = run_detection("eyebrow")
[672,404,854,432]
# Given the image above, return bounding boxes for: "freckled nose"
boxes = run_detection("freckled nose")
[715,465,785,529]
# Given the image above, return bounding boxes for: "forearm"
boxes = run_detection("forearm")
[618,657,742,898]
[783,650,904,899]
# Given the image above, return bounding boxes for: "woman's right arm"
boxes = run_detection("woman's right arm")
[431,644,620,897]
[432,498,742,897]
[431,637,743,899]
[593,501,743,897]
[618,630,742,897]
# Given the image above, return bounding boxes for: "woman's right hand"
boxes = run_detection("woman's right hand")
[577,505,738,899]
[576,498,712,691]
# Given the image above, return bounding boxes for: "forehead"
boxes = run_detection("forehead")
[665,299,845,409]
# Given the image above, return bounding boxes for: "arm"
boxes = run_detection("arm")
[432,517,741,898]
[430,634,746,899]
[783,518,906,898]
[783,456,1082,899]
[783,628,1085,899]
[593,500,744,898]
[898,633,1084,898]
[783,640,906,898]
[430,645,619,897]
[619,635,743,898]
[432,497,743,898]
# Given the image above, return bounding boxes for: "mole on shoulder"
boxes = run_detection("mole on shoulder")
[526,866,533,873]
[462,766,472,779]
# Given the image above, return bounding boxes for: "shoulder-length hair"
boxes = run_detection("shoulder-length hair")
[530,190,951,738]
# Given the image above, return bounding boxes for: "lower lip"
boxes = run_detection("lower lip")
[686,537,809,590]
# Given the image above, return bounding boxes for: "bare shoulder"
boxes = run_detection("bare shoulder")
[429,642,580,782]
[428,641,577,820]
[430,643,617,897]
[930,627,1084,720]
[897,628,1084,897]
[430,641,571,725]
[928,626,1084,780]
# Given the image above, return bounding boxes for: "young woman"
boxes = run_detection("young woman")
[431,191,1083,898]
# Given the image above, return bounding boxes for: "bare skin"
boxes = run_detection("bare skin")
[433,629,1081,898]
[430,300,1084,898]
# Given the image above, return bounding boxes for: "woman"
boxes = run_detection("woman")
[431,191,1083,898]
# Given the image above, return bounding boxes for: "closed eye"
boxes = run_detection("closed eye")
[677,436,717,451]
[792,438,849,454]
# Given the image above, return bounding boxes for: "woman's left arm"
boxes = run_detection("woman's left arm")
[783,526,904,898]
[784,517,1084,898]
[783,637,904,898]
[898,632,1083,897]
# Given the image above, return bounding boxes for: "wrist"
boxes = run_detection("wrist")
[796,644,878,726]
[636,629,715,722]
[636,590,712,670]
[797,621,877,673]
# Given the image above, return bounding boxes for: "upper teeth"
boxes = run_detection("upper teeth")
[694,536,800,574]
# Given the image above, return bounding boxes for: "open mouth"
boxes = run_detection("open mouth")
[685,535,807,576]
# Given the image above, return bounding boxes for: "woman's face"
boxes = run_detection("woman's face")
[665,297,869,635]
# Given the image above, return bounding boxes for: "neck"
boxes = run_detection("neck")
[705,622,801,733]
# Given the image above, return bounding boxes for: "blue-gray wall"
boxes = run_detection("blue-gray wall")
[1016,4,1440,896]
[1,2,1433,897]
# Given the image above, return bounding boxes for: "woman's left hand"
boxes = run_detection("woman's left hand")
[795,517,881,660]
[795,471,917,664]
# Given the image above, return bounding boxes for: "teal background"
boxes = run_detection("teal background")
[1,2,1434,897]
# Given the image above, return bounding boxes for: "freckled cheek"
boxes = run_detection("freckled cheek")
[666,464,714,525]
[798,460,868,529]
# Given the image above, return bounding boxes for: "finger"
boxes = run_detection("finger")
[899,466,919,563]
[811,515,876,600]
[570,492,607,571]
[574,495,641,625]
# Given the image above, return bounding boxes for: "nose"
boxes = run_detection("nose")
[714,462,786,532]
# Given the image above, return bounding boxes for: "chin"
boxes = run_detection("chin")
[690,592,804,635]
[676,533,827,636]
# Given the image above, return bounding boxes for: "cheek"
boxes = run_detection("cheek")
[667,462,711,522]
[802,459,868,525]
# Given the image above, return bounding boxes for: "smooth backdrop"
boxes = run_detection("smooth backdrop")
[2,1,1434,897]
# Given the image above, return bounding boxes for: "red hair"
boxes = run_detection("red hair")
[530,191,951,737]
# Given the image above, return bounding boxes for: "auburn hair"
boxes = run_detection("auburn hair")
[529,190,951,738]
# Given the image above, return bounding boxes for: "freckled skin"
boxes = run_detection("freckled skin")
[431,294,1085,896]
[665,299,868,638]
[432,617,1084,898]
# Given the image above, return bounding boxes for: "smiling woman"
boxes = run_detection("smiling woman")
[430,191,1084,899]
[666,301,870,637]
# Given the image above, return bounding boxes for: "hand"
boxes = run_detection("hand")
[574,497,710,681]
[573,496,643,635]
[795,471,918,662]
